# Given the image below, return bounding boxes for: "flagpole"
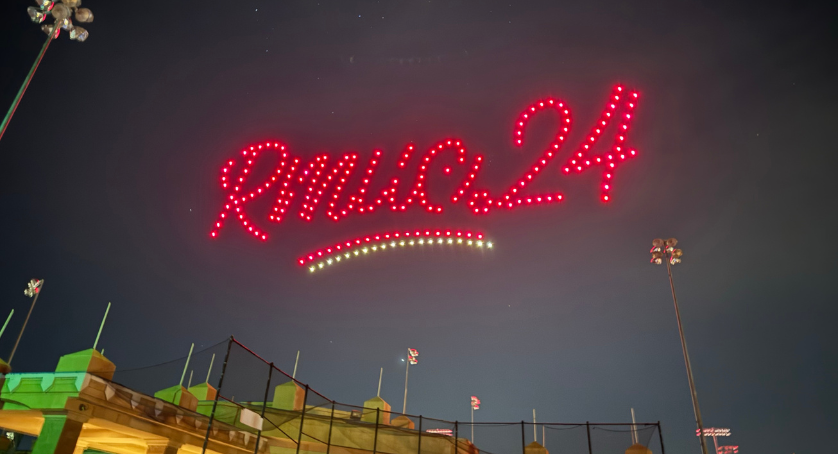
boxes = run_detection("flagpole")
[631,408,638,444]
[9,279,44,365]
[471,404,474,443]
[402,353,410,413]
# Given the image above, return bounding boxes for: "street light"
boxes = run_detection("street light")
[650,238,709,454]
[0,0,95,141]
[8,279,44,365]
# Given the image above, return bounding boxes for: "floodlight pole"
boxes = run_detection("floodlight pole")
[0,34,53,142]
[665,255,709,454]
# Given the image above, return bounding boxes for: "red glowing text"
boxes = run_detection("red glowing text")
[210,85,639,241]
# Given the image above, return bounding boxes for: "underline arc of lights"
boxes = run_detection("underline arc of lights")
[299,229,494,273]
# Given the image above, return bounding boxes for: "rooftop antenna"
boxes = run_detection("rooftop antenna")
[377,367,383,397]
[533,409,537,442]
[0,310,13,340]
[292,350,300,379]
[631,408,638,444]
[178,343,194,387]
[205,353,216,383]
[187,370,194,388]
[92,302,111,351]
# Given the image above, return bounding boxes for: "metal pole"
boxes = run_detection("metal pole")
[206,354,216,383]
[378,367,383,397]
[253,363,274,454]
[712,435,719,454]
[471,406,474,444]
[372,408,380,454]
[201,337,234,454]
[631,408,638,444]
[8,279,44,365]
[293,350,300,379]
[0,310,13,340]
[666,258,709,454]
[521,421,526,454]
[417,416,423,454]
[325,402,335,454]
[179,343,195,387]
[586,422,592,454]
[0,33,53,142]
[533,409,537,442]
[658,422,666,454]
[295,385,309,454]
[92,302,111,351]
[403,357,410,413]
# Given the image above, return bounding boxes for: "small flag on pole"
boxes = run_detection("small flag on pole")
[471,396,480,410]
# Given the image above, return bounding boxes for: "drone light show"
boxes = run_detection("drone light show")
[209,84,639,271]
[300,229,493,273]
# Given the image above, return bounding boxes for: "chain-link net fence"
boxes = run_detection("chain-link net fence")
[89,337,667,454]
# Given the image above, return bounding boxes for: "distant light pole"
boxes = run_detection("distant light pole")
[0,0,94,141]
[470,396,480,443]
[402,348,418,413]
[8,279,44,365]
[650,238,708,454]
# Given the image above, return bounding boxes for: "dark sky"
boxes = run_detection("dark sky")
[1,0,836,452]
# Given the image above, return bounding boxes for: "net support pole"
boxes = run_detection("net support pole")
[201,337,234,454]
[372,408,380,454]
[417,416,423,454]
[586,422,593,454]
[253,362,274,454]
[295,385,309,454]
[521,421,526,454]
[325,402,335,454]
[658,422,666,454]
[454,421,458,454]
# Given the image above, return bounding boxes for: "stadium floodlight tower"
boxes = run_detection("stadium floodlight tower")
[650,238,709,454]
[1,0,94,141]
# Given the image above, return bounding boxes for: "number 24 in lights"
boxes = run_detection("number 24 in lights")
[211,85,639,241]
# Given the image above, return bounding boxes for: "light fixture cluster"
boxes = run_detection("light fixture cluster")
[561,85,639,202]
[650,238,683,265]
[27,0,94,42]
[299,229,491,272]
[208,85,641,240]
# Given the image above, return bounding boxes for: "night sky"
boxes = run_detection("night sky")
[1,0,836,452]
